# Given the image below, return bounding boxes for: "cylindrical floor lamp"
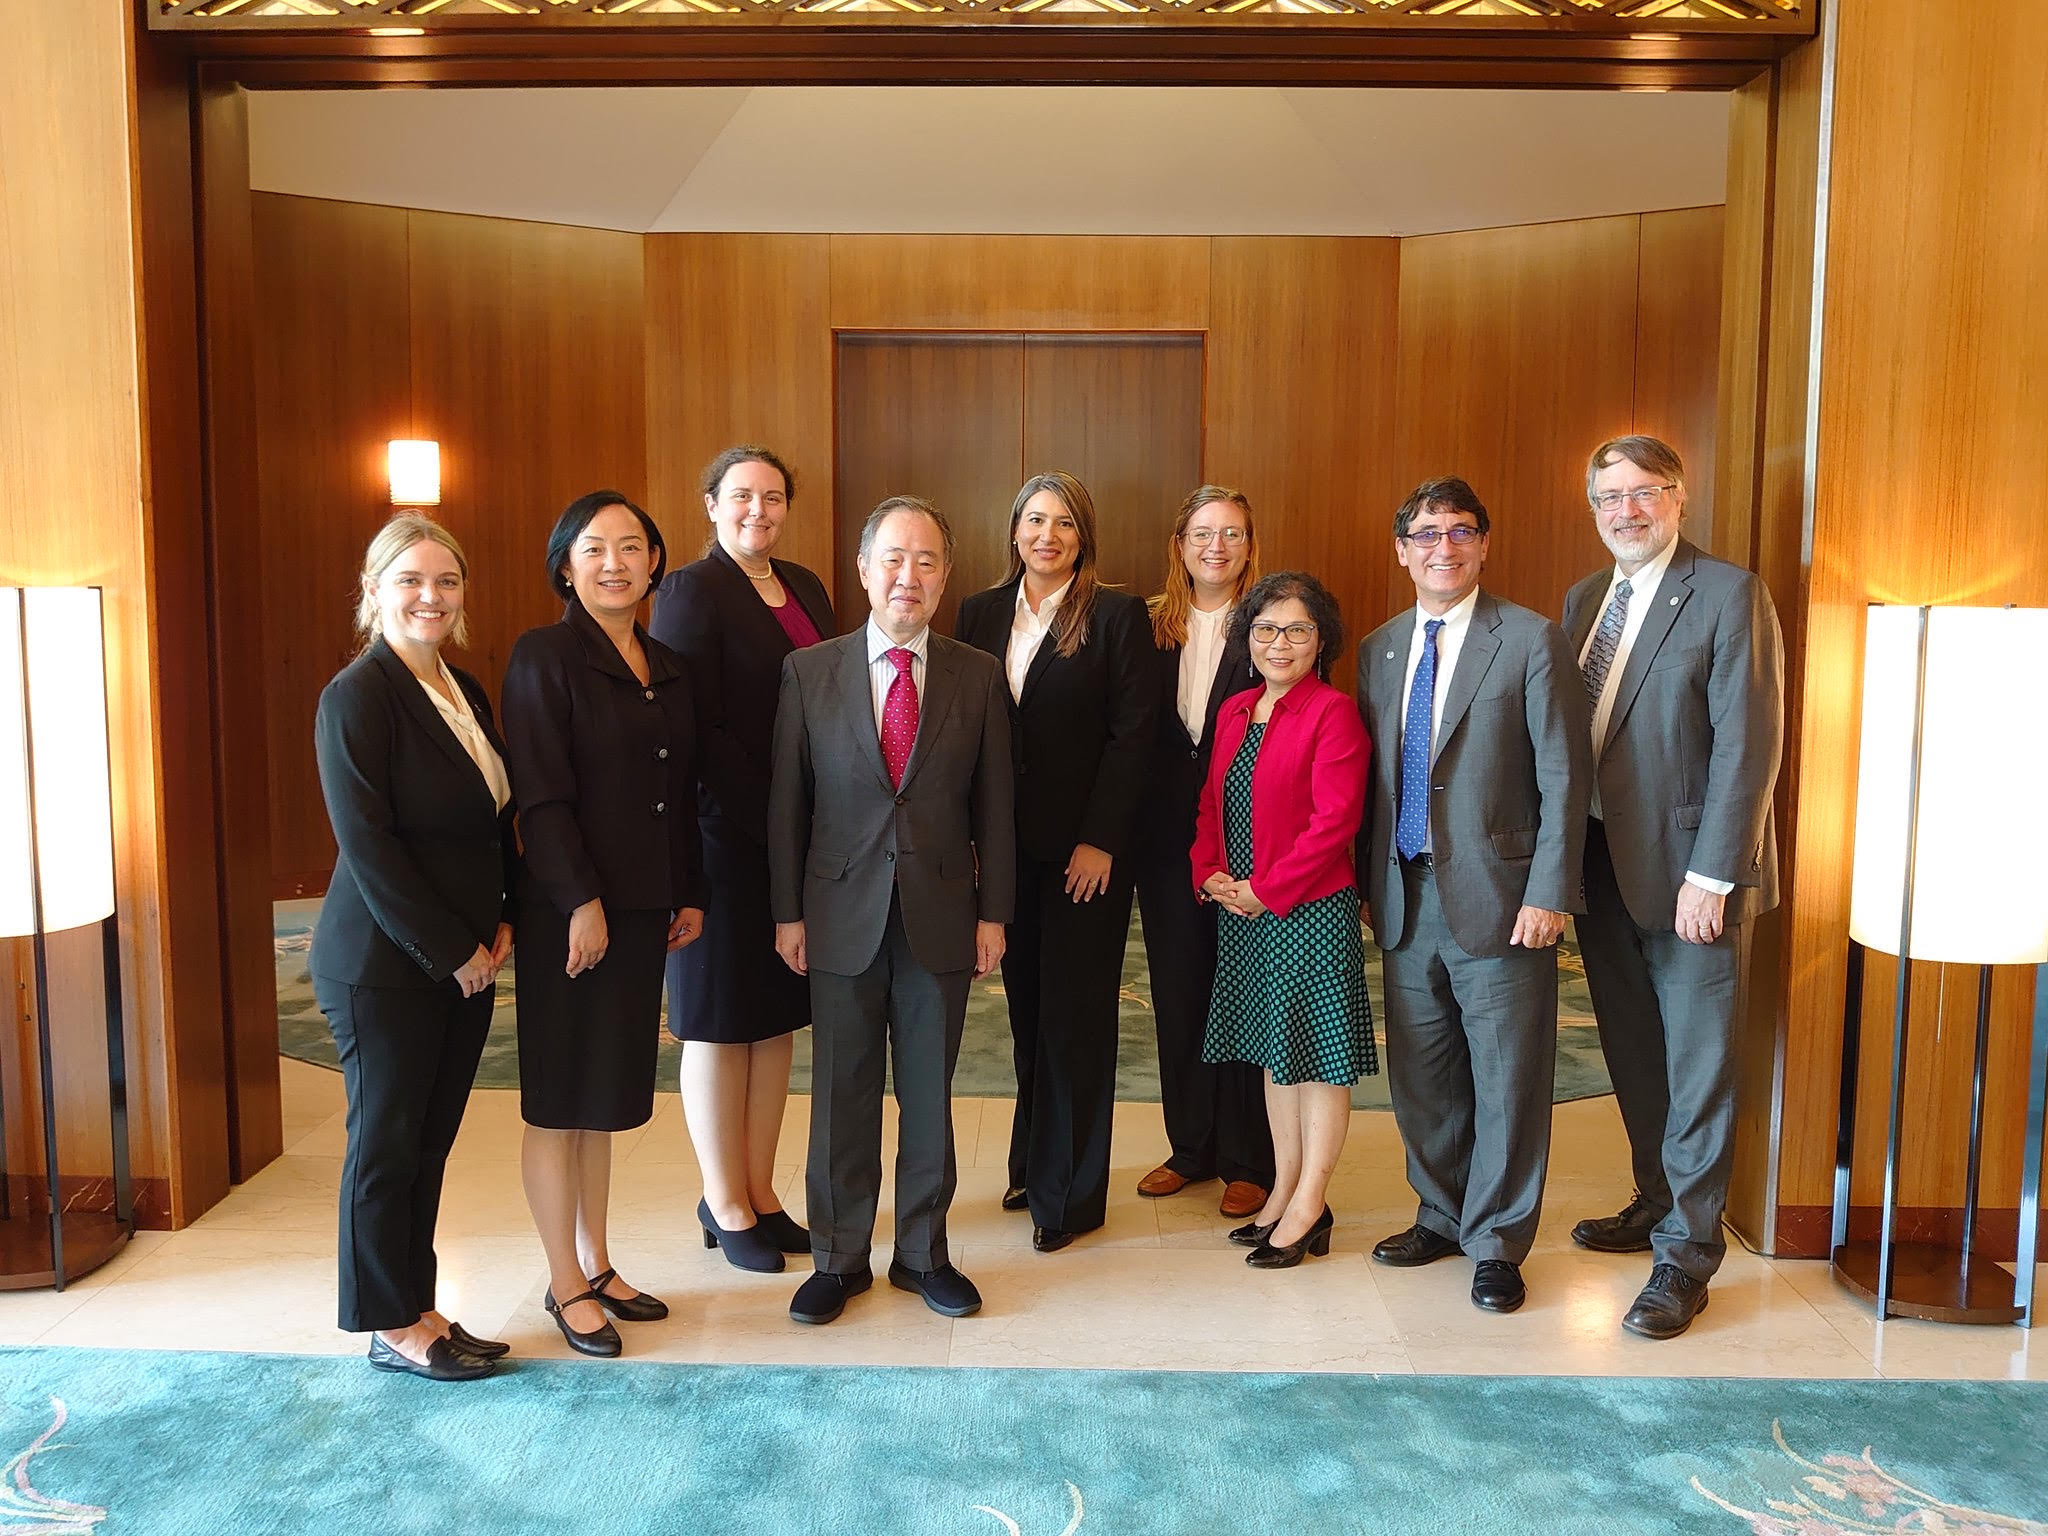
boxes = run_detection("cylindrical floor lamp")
[1832,603,2048,1326]
[0,586,133,1291]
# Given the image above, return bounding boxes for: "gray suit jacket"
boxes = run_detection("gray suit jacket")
[1356,590,1593,959]
[768,629,1016,977]
[1563,537,1783,929]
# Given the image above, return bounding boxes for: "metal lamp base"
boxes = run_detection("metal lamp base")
[0,1209,131,1292]
[1831,1238,2023,1326]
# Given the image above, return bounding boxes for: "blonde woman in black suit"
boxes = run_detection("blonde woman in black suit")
[312,513,516,1382]
[956,472,1156,1252]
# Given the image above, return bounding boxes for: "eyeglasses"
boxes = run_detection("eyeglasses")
[1399,526,1482,550]
[1184,528,1248,547]
[1249,621,1318,645]
[1591,484,1676,512]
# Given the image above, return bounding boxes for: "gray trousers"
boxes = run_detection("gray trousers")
[1381,862,1557,1264]
[805,897,972,1275]
[1576,818,1750,1281]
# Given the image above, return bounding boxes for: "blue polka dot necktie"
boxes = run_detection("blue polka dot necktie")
[1580,578,1633,712]
[1396,618,1444,861]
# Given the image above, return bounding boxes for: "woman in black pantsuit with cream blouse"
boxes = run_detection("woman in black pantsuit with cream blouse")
[501,490,706,1358]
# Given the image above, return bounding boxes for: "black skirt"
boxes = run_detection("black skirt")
[515,896,669,1132]
[664,815,810,1045]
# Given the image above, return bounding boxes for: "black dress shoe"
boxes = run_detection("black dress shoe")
[368,1333,494,1381]
[1247,1207,1334,1270]
[446,1322,509,1360]
[699,1198,786,1273]
[790,1267,872,1325]
[888,1260,982,1317]
[544,1287,623,1357]
[1031,1226,1075,1253]
[1622,1263,1710,1339]
[1001,1187,1030,1212]
[588,1266,669,1323]
[1570,1193,1667,1254]
[1371,1224,1461,1267]
[1228,1218,1278,1247]
[755,1208,811,1255]
[1470,1259,1527,1313]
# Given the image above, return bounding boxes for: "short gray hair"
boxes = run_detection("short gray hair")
[1586,435,1686,504]
[858,495,954,565]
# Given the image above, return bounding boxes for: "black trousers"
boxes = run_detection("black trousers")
[1134,851,1274,1188]
[315,977,493,1333]
[1004,855,1135,1233]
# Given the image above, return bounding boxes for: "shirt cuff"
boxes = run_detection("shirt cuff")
[1684,870,1736,896]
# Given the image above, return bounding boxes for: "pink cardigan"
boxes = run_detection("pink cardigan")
[1190,673,1371,919]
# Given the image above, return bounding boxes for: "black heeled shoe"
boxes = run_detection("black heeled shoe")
[446,1322,510,1360]
[544,1287,622,1358]
[1246,1207,1334,1269]
[754,1208,811,1256]
[698,1198,785,1273]
[588,1266,669,1323]
[1228,1218,1279,1248]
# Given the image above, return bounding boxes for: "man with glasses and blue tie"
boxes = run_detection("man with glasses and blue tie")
[1563,436,1784,1340]
[1356,477,1592,1315]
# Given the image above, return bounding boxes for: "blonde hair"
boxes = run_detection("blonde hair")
[1001,471,1104,661]
[1147,485,1260,650]
[354,513,472,651]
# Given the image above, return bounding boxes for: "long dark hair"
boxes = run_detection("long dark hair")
[1000,471,1103,660]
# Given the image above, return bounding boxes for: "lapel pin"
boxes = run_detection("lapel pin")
[1669,595,1680,605]
[1386,650,1396,660]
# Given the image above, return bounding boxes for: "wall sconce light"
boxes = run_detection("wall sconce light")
[1833,603,2048,1326]
[387,439,441,507]
[0,587,133,1291]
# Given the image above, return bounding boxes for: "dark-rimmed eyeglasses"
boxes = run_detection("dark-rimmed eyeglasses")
[1249,621,1318,645]
[1399,526,1482,549]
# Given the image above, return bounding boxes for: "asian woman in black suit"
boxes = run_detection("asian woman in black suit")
[1132,486,1276,1221]
[957,471,1156,1251]
[311,514,516,1382]
[649,446,835,1273]
[502,491,707,1358]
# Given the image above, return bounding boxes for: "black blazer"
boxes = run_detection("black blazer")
[500,600,706,918]
[310,638,516,990]
[1134,617,1259,862]
[956,579,1156,865]
[649,545,835,846]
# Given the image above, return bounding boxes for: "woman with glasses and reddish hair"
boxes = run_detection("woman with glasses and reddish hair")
[1193,570,1375,1270]
[1131,486,1275,1224]
[956,471,1156,1254]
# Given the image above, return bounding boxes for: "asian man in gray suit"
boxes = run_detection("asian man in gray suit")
[1357,477,1592,1315]
[1564,436,1784,1340]
[769,496,1015,1326]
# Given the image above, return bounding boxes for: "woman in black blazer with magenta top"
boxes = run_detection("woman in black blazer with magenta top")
[312,513,515,1382]
[649,446,834,1274]
[501,490,706,1358]
[957,471,1156,1251]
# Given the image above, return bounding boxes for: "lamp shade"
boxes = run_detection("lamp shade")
[387,439,440,506]
[1848,604,2048,964]
[0,587,117,937]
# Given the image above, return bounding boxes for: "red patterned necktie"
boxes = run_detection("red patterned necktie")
[881,646,918,787]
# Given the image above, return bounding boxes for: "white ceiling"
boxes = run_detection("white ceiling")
[247,86,1730,238]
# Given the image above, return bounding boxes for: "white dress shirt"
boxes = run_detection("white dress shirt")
[420,658,512,813]
[1398,588,1481,856]
[865,616,929,730]
[1006,577,1072,702]
[1177,603,1232,741]
[1578,538,1732,895]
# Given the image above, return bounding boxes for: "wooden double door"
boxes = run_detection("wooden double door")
[834,332,1204,637]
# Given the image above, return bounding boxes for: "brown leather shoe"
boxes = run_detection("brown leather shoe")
[1137,1165,1211,1198]
[1218,1181,1268,1219]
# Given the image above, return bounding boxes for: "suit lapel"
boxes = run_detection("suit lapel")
[1601,540,1694,753]
[1018,628,1059,707]
[1200,631,1254,748]
[1432,593,1501,767]
[834,632,894,790]
[783,560,837,642]
[1564,576,1601,657]
[712,545,793,656]
[1377,611,1417,788]
[898,637,959,792]
[371,639,481,785]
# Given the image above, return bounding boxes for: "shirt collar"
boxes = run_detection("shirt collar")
[1015,577,1073,621]
[1413,586,1482,633]
[1608,535,1679,601]
[866,616,930,663]
[1188,602,1231,630]
[562,597,677,683]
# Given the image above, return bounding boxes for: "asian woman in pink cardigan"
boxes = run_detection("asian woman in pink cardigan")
[1191,571,1375,1269]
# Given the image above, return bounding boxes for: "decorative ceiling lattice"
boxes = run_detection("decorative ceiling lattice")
[154,0,1802,26]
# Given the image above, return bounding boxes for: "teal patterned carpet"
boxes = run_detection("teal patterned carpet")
[275,899,1613,1108]
[4,1349,2044,1535]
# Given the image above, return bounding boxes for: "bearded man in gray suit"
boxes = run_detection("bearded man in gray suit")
[1564,436,1784,1340]
[769,495,1015,1327]
[1357,477,1593,1315]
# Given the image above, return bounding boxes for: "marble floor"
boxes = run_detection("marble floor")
[5,1057,2042,1381]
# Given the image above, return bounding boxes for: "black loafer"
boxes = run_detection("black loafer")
[1621,1263,1710,1339]
[446,1322,509,1360]
[699,1198,786,1273]
[755,1208,812,1255]
[1031,1226,1075,1253]
[1470,1259,1527,1313]
[888,1260,982,1317]
[368,1334,494,1381]
[1570,1194,1666,1254]
[1371,1224,1461,1267]
[790,1267,873,1326]
[588,1266,669,1323]
[544,1287,622,1357]
[1000,1187,1030,1212]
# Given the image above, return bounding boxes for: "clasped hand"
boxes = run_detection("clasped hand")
[452,922,515,997]
[1200,872,1268,919]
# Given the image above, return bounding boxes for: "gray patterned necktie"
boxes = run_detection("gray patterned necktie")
[1581,578,1633,710]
